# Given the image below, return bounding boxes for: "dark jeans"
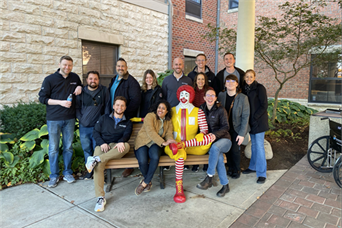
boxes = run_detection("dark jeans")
[134,144,163,184]
[226,130,241,172]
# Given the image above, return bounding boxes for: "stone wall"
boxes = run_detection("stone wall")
[0,0,169,107]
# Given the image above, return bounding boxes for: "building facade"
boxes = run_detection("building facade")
[171,0,218,75]
[218,0,342,107]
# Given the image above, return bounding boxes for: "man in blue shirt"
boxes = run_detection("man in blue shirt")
[108,58,141,177]
[108,58,141,119]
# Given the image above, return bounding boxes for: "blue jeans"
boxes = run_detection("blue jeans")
[207,138,232,185]
[47,119,75,178]
[79,124,96,163]
[249,132,267,178]
[134,144,163,184]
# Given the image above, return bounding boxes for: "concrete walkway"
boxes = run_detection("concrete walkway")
[0,157,340,228]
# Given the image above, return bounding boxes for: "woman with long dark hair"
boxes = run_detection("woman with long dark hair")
[134,100,176,195]
[242,69,269,184]
[139,69,163,117]
[191,72,211,172]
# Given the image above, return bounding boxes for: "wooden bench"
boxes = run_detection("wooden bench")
[105,122,227,192]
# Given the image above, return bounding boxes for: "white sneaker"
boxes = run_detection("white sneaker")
[94,197,106,212]
[86,156,97,173]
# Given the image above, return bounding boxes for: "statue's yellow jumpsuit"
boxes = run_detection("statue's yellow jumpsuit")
[164,106,212,161]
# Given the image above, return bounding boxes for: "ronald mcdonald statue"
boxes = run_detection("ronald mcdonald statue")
[165,85,213,203]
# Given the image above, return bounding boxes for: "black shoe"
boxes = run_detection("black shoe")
[257,177,266,184]
[231,171,241,179]
[79,171,93,180]
[242,168,256,174]
[216,184,230,197]
[227,170,233,177]
[163,166,170,171]
[202,164,208,172]
[184,165,190,170]
[192,165,199,172]
[196,175,213,190]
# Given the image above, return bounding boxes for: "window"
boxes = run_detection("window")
[229,0,239,10]
[309,53,342,104]
[82,41,119,87]
[186,0,201,19]
[184,56,196,76]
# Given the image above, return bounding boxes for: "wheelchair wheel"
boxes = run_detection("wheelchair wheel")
[307,136,335,173]
[333,156,342,188]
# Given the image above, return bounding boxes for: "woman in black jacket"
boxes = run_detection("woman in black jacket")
[242,69,269,184]
[196,88,232,197]
[139,69,163,118]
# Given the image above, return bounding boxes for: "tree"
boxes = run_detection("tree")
[204,0,341,123]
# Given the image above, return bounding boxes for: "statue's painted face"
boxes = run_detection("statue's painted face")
[179,91,190,104]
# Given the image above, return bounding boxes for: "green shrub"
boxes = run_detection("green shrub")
[0,122,85,189]
[267,99,318,124]
[157,69,174,86]
[0,101,46,139]
[0,143,49,188]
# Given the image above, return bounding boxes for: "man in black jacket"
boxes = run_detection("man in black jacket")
[85,96,133,212]
[38,55,82,188]
[109,58,141,177]
[76,71,110,180]
[108,58,141,119]
[187,54,215,87]
[196,88,232,197]
[213,52,245,95]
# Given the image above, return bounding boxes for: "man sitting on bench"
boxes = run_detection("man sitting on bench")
[165,85,213,203]
[85,96,133,212]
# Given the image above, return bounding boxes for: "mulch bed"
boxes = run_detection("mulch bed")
[240,123,309,170]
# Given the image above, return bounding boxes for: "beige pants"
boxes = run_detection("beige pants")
[94,142,130,197]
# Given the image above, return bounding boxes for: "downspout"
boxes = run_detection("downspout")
[167,0,173,70]
[215,0,221,74]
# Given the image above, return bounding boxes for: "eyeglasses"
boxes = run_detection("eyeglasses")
[226,80,237,83]
[92,97,98,106]
[206,94,216,98]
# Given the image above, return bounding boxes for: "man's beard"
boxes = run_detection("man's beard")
[88,83,98,89]
[114,110,124,115]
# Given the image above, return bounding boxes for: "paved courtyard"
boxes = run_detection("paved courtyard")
[0,157,341,228]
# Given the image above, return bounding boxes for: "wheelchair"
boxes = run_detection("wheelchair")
[307,110,342,188]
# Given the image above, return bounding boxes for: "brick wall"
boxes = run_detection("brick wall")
[171,0,217,72]
[218,0,341,100]
[0,0,169,107]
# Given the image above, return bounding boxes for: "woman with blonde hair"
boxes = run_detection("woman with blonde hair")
[139,69,163,118]
[242,69,269,184]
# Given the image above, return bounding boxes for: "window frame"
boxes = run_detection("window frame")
[185,0,202,19]
[308,53,342,104]
[82,40,119,87]
[229,0,239,10]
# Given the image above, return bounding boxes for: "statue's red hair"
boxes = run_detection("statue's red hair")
[177,85,195,104]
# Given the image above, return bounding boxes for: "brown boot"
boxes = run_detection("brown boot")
[122,168,134,177]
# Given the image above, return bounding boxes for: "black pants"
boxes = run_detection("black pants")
[225,130,240,172]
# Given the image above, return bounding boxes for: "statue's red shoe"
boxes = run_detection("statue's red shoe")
[174,179,186,203]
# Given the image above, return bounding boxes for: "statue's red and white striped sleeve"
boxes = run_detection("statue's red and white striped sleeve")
[198,108,208,134]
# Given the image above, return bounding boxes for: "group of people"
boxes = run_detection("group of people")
[38,52,269,212]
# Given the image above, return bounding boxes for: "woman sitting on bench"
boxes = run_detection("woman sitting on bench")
[134,100,176,195]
